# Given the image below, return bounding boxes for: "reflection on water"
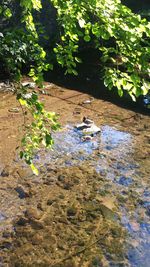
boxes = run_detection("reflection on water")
[37,124,150,266]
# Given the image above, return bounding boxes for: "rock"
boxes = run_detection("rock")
[63,182,73,190]
[32,233,43,245]
[146,206,150,217]
[37,202,45,211]
[58,194,65,199]
[30,220,44,230]
[2,231,13,238]
[8,107,20,113]
[1,240,12,249]
[16,167,33,179]
[58,175,65,181]
[15,186,29,199]
[88,256,102,267]
[25,207,42,220]
[1,166,9,177]
[117,176,133,186]
[67,207,77,217]
[16,217,28,226]
[47,199,55,206]
[99,204,116,221]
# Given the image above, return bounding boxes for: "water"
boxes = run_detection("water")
[38,125,132,168]
[37,124,150,266]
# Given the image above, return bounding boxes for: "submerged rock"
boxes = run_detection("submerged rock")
[1,166,9,177]
[15,186,29,199]
[117,176,133,186]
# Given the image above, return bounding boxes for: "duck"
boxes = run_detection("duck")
[82,123,101,135]
[75,117,101,135]
[75,117,93,131]
[83,117,93,125]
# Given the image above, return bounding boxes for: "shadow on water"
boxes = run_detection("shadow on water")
[45,49,150,116]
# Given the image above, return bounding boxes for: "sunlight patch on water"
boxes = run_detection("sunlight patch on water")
[39,124,132,168]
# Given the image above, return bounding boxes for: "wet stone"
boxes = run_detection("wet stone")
[16,167,33,179]
[32,233,43,245]
[25,207,42,220]
[30,220,44,230]
[63,182,73,190]
[15,186,29,199]
[16,217,28,226]
[1,166,9,177]
[37,202,45,211]
[117,176,133,186]
[2,230,13,239]
[67,207,77,217]
[47,199,55,206]
[1,240,12,249]
[99,204,117,221]
[146,206,150,217]
[58,194,65,199]
[58,175,65,181]
[88,255,102,267]
[0,213,6,221]
[43,177,55,185]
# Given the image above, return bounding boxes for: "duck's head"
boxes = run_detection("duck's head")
[83,117,93,125]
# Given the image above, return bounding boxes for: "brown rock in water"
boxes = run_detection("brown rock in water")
[67,207,77,217]
[30,220,44,230]
[47,199,56,206]
[99,204,116,221]
[1,166,9,177]
[32,233,43,245]
[16,167,33,179]
[25,207,42,220]
[15,185,29,199]
[16,217,28,226]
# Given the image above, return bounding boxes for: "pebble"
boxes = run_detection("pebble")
[67,207,77,217]
[1,166,9,177]
[47,199,55,206]
[15,186,29,199]
[16,217,28,226]
[25,207,41,220]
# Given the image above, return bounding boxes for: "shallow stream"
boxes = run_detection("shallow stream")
[34,123,150,267]
[0,85,150,267]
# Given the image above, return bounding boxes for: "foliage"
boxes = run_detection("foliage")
[1,0,150,98]
[16,85,60,175]
[0,0,58,173]
[51,0,150,101]
[0,0,150,172]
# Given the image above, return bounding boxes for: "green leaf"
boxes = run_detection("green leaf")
[118,88,123,97]
[45,133,52,147]
[30,163,39,175]
[84,35,91,42]
[20,151,24,159]
[19,98,27,106]
[4,8,12,18]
